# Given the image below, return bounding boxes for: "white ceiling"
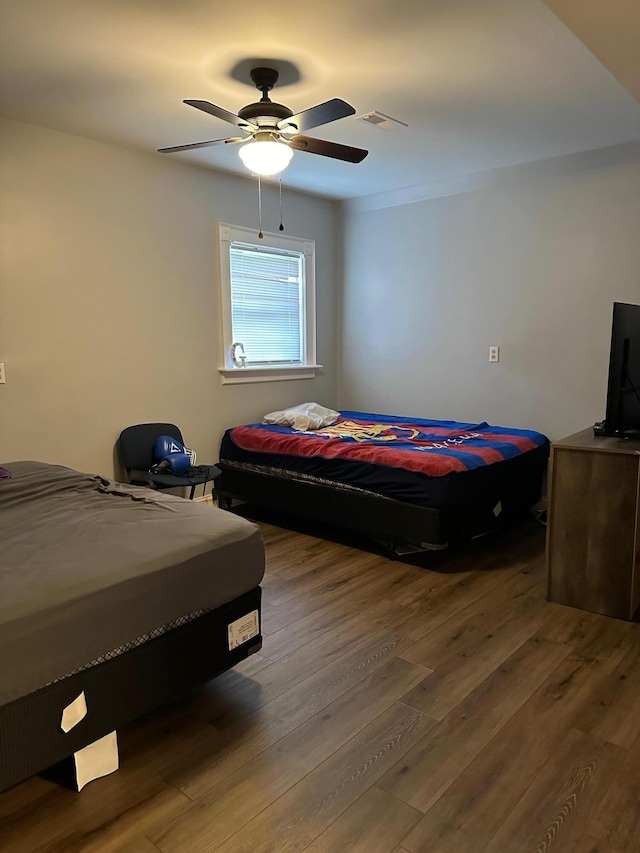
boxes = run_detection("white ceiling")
[1,0,639,200]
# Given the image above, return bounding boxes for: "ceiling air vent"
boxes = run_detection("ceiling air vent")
[357,111,408,130]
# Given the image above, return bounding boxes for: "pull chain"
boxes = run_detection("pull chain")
[279,173,284,231]
[258,174,263,239]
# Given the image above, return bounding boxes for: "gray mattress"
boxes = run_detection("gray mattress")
[0,461,265,706]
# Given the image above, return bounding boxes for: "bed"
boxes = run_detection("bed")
[0,461,264,793]
[219,409,549,553]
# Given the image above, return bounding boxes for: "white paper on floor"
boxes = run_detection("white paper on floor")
[73,730,119,791]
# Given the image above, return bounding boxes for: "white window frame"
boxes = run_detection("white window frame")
[217,222,321,385]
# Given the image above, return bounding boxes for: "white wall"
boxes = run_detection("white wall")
[0,118,339,475]
[340,150,640,440]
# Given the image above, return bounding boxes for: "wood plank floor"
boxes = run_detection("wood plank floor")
[2,514,640,852]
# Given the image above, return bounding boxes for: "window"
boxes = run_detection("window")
[218,223,320,384]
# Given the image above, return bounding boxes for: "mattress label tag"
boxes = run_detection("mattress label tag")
[493,500,503,517]
[228,610,260,650]
[60,691,87,733]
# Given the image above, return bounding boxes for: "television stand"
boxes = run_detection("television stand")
[546,428,640,620]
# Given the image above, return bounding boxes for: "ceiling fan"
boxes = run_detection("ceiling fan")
[158,67,368,175]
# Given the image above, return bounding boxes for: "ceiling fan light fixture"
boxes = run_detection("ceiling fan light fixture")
[239,140,293,176]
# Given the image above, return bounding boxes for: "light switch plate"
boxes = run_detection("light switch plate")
[0,363,5,384]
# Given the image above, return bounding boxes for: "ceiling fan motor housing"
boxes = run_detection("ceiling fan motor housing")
[238,101,293,124]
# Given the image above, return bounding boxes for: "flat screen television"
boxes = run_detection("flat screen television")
[604,302,640,437]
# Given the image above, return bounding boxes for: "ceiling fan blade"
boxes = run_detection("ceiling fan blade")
[157,137,243,153]
[184,100,256,131]
[288,135,368,163]
[279,99,355,133]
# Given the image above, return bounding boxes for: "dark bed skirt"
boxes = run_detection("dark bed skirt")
[218,461,544,552]
[0,586,262,793]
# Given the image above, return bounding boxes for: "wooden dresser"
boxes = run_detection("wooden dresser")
[546,427,640,620]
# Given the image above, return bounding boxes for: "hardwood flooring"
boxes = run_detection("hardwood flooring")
[2,514,640,852]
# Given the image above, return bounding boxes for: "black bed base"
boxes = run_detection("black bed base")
[0,587,262,793]
[218,463,543,554]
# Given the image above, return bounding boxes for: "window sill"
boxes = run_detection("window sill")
[219,365,324,385]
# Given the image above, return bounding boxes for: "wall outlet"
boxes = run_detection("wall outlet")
[0,363,5,384]
[489,346,500,363]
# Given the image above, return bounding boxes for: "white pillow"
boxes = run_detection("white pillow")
[263,402,340,432]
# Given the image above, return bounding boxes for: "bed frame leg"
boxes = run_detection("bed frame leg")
[219,492,233,511]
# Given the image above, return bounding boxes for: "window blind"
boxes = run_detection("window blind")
[230,242,305,366]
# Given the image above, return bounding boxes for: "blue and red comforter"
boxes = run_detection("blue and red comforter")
[229,411,547,478]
